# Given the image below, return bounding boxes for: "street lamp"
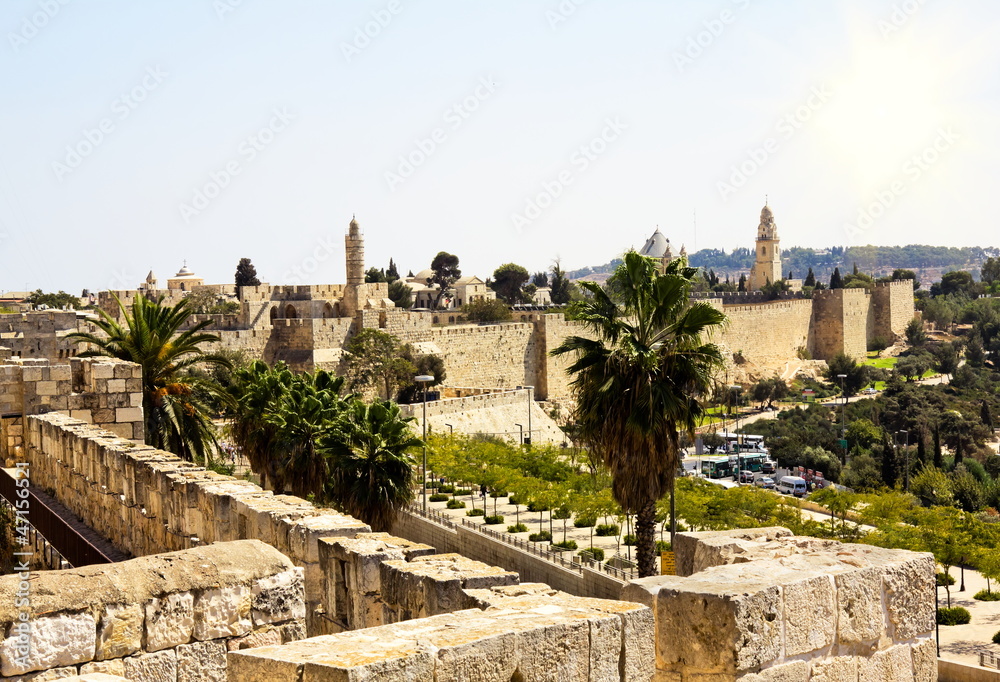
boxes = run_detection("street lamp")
[837,374,848,457]
[444,423,453,435]
[514,423,524,445]
[729,385,742,483]
[415,374,435,512]
[523,385,534,446]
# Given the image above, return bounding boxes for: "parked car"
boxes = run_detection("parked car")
[863,387,877,395]
[755,477,775,489]
[777,475,808,497]
[761,460,776,475]
[739,470,755,484]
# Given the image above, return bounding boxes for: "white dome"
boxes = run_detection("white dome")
[639,229,670,259]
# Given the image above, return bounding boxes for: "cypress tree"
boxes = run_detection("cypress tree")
[933,426,942,468]
[881,438,897,488]
[830,267,844,289]
[954,437,964,466]
[804,267,816,287]
[738,274,747,292]
[917,430,927,464]
[982,400,994,431]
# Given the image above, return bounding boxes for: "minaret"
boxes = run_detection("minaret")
[748,203,783,290]
[345,215,365,286]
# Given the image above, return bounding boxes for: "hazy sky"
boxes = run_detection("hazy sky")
[1,0,997,294]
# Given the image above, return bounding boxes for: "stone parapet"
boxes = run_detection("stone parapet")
[623,529,937,681]
[0,540,305,680]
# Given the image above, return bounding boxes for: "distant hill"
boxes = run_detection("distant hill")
[569,245,999,284]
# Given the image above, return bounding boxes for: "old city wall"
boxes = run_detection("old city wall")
[0,540,306,680]
[23,413,371,635]
[0,311,98,361]
[0,358,144,458]
[532,313,593,401]
[714,299,814,369]
[872,279,916,341]
[398,389,565,443]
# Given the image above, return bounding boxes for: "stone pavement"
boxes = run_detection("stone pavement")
[937,564,1000,666]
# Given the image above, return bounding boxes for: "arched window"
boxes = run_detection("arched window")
[323,303,334,319]
[270,307,278,323]
[285,304,297,319]
[379,311,387,328]
[334,302,342,317]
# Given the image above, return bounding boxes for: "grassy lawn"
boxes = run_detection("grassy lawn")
[864,355,898,369]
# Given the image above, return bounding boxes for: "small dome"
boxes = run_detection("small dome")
[174,261,195,277]
[146,270,156,283]
[412,269,435,283]
[760,204,773,222]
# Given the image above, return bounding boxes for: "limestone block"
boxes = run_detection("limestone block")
[512,615,591,681]
[144,591,195,652]
[226,627,282,651]
[288,514,371,564]
[739,660,810,681]
[106,380,127,393]
[112,364,131,379]
[586,611,624,681]
[251,568,306,625]
[79,659,126,676]
[68,411,94,424]
[33,381,58,396]
[122,649,177,682]
[176,639,227,682]
[113,408,142,424]
[857,643,912,682]
[96,603,143,660]
[2,667,80,680]
[783,573,836,655]
[654,577,781,675]
[48,365,72,382]
[911,637,937,682]
[91,364,115,380]
[0,611,97,676]
[883,555,935,641]
[835,566,884,644]
[279,620,306,643]
[193,584,251,640]
[809,655,857,682]
[128,393,142,408]
[62,675,132,682]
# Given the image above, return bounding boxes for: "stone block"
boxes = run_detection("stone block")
[3,667,80,680]
[0,611,97,676]
[96,603,142,660]
[68,410,94,424]
[883,555,935,641]
[114,408,142,424]
[911,637,937,682]
[144,591,195,652]
[857,643,912,682]
[809,655,858,682]
[122,649,177,682]
[106,380,127,393]
[64,675,132,682]
[33,381,58,396]
[835,566,884,644]
[128,393,142,408]
[193,584,251,640]
[112,364,131,379]
[79,659,126,676]
[48,365,72,382]
[251,568,306,625]
[783,573,836,655]
[176,639,227,682]
[227,627,282,651]
[91,364,115,380]
[740,660,810,681]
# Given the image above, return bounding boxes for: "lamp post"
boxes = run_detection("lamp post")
[523,385,534,446]
[837,374,848,458]
[415,374,435,512]
[730,385,742,483]
[514,423,523,445]
[444,423,453,435]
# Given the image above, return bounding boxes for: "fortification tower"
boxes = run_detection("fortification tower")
[748,203,782,290]
[345,215,365,286]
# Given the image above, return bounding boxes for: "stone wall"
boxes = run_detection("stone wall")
[23,413,371,634]
[0,540,305,681]
[1,358,144,459]
[624,527,937,681]
[872,280,916,341]
[0,311,97,361]
[715,299,814,369]
[398,388,565,443]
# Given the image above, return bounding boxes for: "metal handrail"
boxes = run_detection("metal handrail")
[981,650,1000,669]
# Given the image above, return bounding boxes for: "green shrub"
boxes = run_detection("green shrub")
[574,515,596,528]
[438,485,455,493]
[466,508,485,517]
[484,514,504,524]
[578,547,605,562]
[429,493,449,502]
[622,534,637,546]
[528,531,553,543]
[490,490,508,498]
[508,495,520,506]
[552,540,577,551]
[527,502,550,513]
[975,589,1000,601]
[655,540,672,552]
[595,523,620,537]
[994,630,1000,645]
[937,607,971,626]
[454,488,473,496]
[507,523,528,533]
[936,572,956,586]
[446,499,466,509]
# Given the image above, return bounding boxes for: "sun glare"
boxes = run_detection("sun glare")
[816,33,963,192]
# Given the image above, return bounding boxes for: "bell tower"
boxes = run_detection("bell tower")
[345,215,365,286]
[748,203,782,290]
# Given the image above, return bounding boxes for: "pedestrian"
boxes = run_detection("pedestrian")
[480,483,487,499]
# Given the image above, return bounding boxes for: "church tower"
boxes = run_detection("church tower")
[748,203,782,290]
[345,215,365,286]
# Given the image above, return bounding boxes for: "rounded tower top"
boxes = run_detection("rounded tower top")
[348,215,361,237]
[757,203,778,241]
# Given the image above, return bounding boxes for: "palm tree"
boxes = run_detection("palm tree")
[322,399,422,531]
[68,294,231,461]
[552,252,726,577]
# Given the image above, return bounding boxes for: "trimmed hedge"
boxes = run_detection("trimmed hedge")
[428,493,449,502]
[936,572,956,587]
[552,540,578,551]
[994,630,1000,645]
[507,523,528,533]
[579,547,605,562]
[595,523,620,537]
[446,499,466,509]
[466,508,485,517]
[622,534,637,546]
[975,589,1000,601]
[528,531,553,543]
[937,607,971,625]
[573,515,597,528]
[484,514,504,524]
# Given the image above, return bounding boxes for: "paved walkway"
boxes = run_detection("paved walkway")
[937,566,1000,666]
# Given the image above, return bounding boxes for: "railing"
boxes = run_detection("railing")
[406,504,639,581]
[981,650,1000,670]
[0,468,117,568]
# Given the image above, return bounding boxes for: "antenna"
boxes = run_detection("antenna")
[693,209,697,252]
